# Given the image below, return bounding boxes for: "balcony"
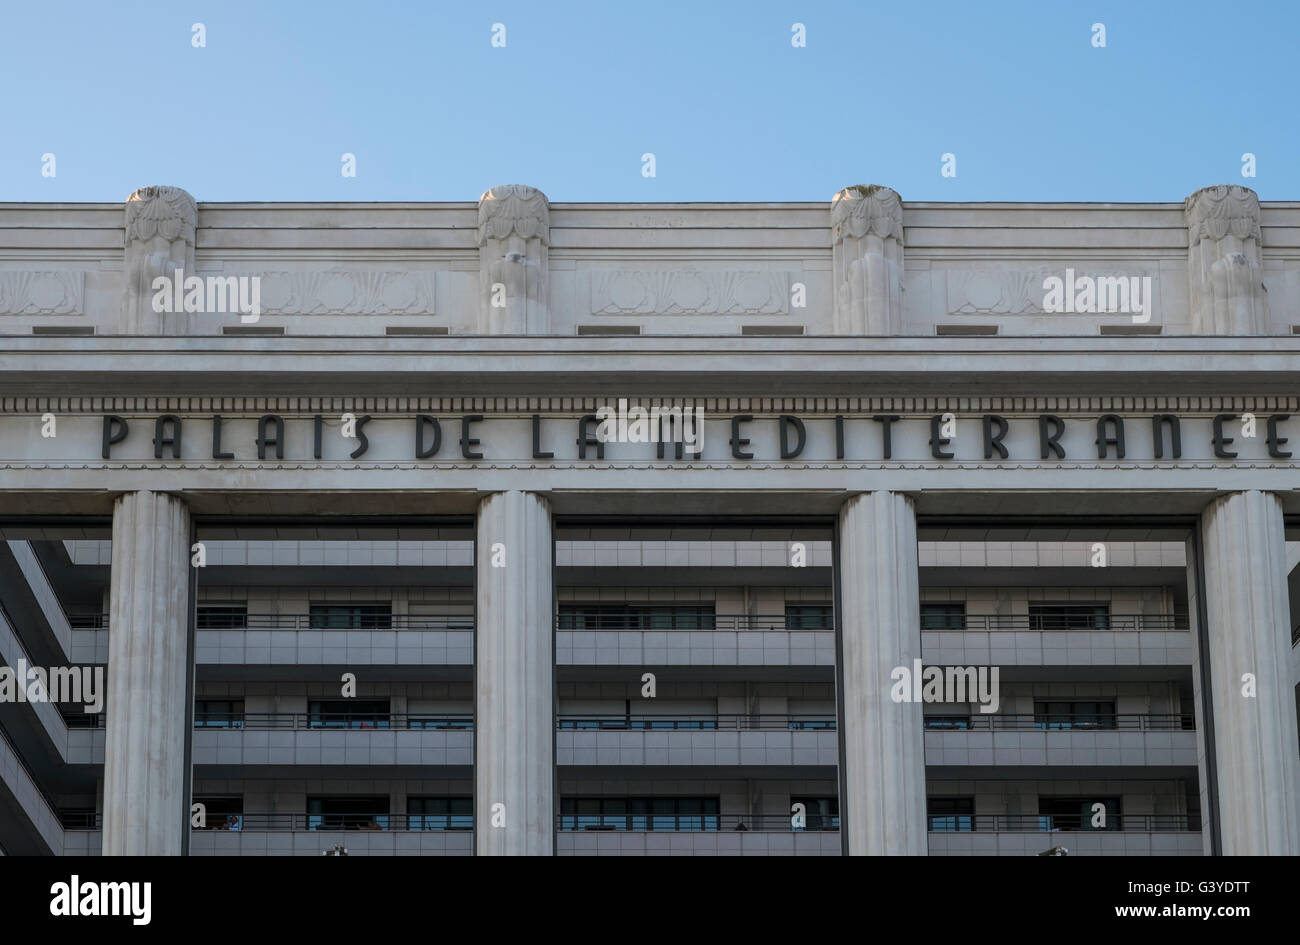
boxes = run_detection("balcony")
[556,615,835,667]
[556,715,837,768]
[191,714,473,767]
[923,715,1199,768]
[927,814,1203,856]
[68,614,475,666]
[921,613,1195,667]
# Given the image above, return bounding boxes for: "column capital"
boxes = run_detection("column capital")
[477,184,550,246]
[830,184,904,246]
[1184,184,1261,245]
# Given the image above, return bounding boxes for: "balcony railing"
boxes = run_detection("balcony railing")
[928,814,1201,833]
[557,813,839,832]
[58,809,1201,834]
[925,614,1189,632]
[556,615,833,631]
[72,612,1194,632]
[60,811,472,831]
[193,712,474,730]
[71,614,475,631]
[923,713,1195,731]
[556,714,837,731]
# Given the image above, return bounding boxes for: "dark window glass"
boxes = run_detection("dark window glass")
[785,604,834,630]
[309,604,392,629]
[924,714,972,730]
[557,604,715,630]
[921,603,966,630]
[407,797,473,831]
[307,796,389,830]
[928,797,975,832]
[308,699,389,729]
[194,795,244,831]
[1033,700,1117,730]
[1028,604,1110,631]
[1038,796,1121,831]
[195,699,245,729]
[196,604,248,629]
[559,797,719,831]
[791,796,839,831]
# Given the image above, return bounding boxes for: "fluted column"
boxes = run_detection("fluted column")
[121,185,197,335]
[1184,185,1270,335]
[836,491,926,854]
[475,491,554,855]
[1198,490,1300,854]
[477,185,550,334]
[102,491,194,855]
[831,185,905,334]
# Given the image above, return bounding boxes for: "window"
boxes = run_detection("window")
[921,602,966,630]
[924,714,972,730]
[785,604,833,630]
[1038,796,1121,831]
[791,796,839,831]
[194,795,244,831]
[407,797,473,831]
[309,603,392,629]
[1028,603,1110,631]
[308,699,390,729]
[928,797,975,832]
[196,604,248,629]
[307,796,389,831]
[194,699,245,729]
[559,797,719,831]
[407,715,473,730]
[1033,700,1117,730]
[557,604,715,630]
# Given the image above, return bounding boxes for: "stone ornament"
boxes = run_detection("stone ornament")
[122,185,198,335]
[831,184,905,246]
[478,184,550,245]
[1184,185,1262,245]
[477,184,551,333]
[125,186,198,247]
[831,184,905,335]
[1183,184,1268,334]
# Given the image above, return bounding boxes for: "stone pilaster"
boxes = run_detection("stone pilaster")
[477,185,550,334]
[122,185,197,335]
[1198,490,1300,854]
[102,491,194,855]
[475,490,554,854]
[836,491,927,854]
[831,185,905,334]
[1184,185,1270,334]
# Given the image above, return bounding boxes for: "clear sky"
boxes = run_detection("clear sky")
[2,0,1296,203]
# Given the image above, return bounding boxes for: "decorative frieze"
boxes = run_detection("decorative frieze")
[235,270,436,316]
[0,270,84,315]
[590,270,789,315]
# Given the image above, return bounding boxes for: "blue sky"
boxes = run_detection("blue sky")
[2,0,1296,202]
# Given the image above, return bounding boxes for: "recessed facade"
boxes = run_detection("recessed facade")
[0,183,1297,855]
